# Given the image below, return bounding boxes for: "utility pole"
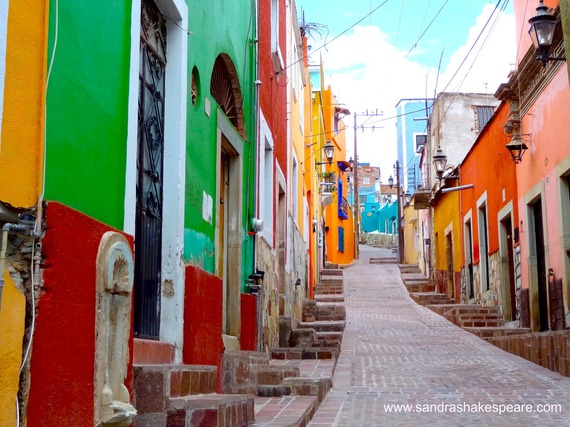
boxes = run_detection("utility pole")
[353,112,360,259]
[395,160,404,264]
[352,110,383,260]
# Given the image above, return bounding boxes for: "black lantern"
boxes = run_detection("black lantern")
[323,140,335,164]
[505,136,528,164]
[432,147,447,180]
[388,175,394,188]
[528,0,566,65]
[404,192,412,205]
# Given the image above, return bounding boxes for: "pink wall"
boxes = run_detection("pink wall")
[27,202,134,426]
[518,66,570,290]
[514,0,560,64]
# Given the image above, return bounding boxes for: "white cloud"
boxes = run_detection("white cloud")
[307,4,516,181]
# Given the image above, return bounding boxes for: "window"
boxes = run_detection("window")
[362,177,370,185]
[415,134,427,153]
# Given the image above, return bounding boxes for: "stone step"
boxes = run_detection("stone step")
[299,320,345,333]
[270,347,337,360]
[133,364,217,405]
[401,273,428,281]
[167,394,255,427]
[399,264,421,272]
[251,365,300,386]
[253,396,318,427]
[454,306,502,315]
[316,303,346,321]
[289,328,318,347]
[283,377,332,405]
[457,313,504,321]
[319,268,343,276]
[410,292,455,306]
[464,327,532,339]
[370,258,398,264]
[314,294,344,303]
[314,286,343,295]
[222,351,271,395]
[459,319,505,328]
[405,283,435,293]
[257,384,292,397]
[425,303,465,316]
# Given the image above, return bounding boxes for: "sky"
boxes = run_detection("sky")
[296,0,517,184]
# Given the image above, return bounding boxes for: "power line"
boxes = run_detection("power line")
[285,0,392,73]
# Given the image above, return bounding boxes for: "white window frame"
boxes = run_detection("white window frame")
[258,112,274,246]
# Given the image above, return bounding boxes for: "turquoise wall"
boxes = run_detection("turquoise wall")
[185,0,256,281]
[45,1,131,230]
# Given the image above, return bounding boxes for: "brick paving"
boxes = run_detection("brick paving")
[309,245,570,427]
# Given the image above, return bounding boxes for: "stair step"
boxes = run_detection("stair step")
[460,320,505,327]
[405,283,435,293]
[168,394,254,427]
[133,364,218,409]
[253,396,318,427]
[299,320,345,332]
[251,365,300,385]
[283,377,332,404]
[370,258,398,264]
[464,327,532,338]
[319,269,343,276]
[270,347,337,360]
[316,303,346,321]
[257,384,292,397]
[457,313,503,321]
[314,294,344,303]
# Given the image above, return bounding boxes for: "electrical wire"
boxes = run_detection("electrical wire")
[404,0,450,60]
[283,0,392,73]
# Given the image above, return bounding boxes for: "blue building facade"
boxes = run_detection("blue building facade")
[395,98,434,194]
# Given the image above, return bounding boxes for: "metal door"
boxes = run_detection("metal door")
[134,0,167,339]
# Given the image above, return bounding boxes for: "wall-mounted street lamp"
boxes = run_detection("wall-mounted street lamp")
[404,192,412,206]
[316,140,335,165]
[528,0,566,65]
[388,175,394,188]
[432,147,447,180]
[505,135,528,164]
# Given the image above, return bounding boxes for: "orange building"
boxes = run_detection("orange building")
[458,102,519,320]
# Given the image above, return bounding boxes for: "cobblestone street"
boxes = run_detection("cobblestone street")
[309,245,570,427]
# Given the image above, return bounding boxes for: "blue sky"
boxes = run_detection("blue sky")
[297,0,514,70]
[296,0,516,177]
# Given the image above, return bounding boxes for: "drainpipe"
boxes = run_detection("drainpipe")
[0,222,36,311]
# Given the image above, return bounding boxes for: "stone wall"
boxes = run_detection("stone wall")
[360,232,397,247]
[487,330,570,377]
[285,217,308,321]
[256,237,280,351]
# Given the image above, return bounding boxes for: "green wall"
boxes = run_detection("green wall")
[45,1,131,230]
[184,0,256,281]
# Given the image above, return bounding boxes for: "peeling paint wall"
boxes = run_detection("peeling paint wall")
[0,0,47,424]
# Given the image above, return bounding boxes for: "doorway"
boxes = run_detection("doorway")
[532,199,549,331]
[500,216,516,321]
[133,0,167,339]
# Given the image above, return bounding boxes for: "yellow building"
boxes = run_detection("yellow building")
[432,188,462,299]
[305,61,354,288]
[403,199,420,265]
[0,1,48,424]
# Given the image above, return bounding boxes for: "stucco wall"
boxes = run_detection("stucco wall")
[0,0,47,424]
[27,202,134,426]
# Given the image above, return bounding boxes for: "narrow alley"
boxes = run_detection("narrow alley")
[309,245,570,427]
